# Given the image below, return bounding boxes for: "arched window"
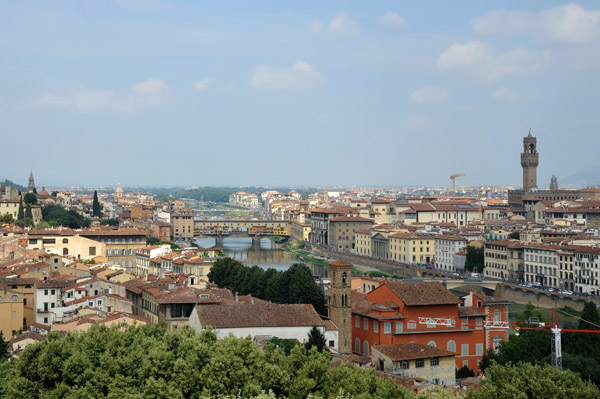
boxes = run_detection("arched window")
[355,338,360,353]
[62,238,69,244]
[447,340,456,352]
[62,248,68,256]
[428,340,436,347]
[363,340,369,356]
[342,272,347,287]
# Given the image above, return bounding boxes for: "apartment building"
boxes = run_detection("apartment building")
[434,235,467,272]
[389,233,435,264]
[328,216,374,252]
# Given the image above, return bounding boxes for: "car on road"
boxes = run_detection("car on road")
[526,283,533,288]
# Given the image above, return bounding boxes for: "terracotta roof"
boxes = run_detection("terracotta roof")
[374,343,456,361]
[458,306,486,317]
[329,216,374,223]
[9,331,45,346]
[195,303,324,328]
[329,259,353,267]
[383,281,461,306]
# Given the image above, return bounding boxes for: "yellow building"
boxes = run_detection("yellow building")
[0,288,25,338]
[354,230,372,257]
[2,279,36,327]
[27,232,106,260]
[389,233,435,264]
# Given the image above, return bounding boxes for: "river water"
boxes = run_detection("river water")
[194,237,330,278]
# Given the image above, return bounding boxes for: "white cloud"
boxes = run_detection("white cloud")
[32,79,169,113]
[193,78,217,91]
[410,86,449,103]
[472,4,600,43]
[491,87,539,102]
[251,61,324,90]
[310,12,359,36]
[382,12,406,27]
[437,40,488,69]
[437,40,547,82]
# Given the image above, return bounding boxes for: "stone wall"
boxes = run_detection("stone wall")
[495,284,600,311]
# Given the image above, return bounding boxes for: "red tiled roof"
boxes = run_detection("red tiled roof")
[384,281,461,306]
[194,303,323,328]
[374,343,456,361]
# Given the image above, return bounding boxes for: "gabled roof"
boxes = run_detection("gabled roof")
[374,343,456,361]
[383,281,461,306]
[195,303,323,328]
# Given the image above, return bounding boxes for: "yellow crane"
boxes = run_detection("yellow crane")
[450,173,465,199]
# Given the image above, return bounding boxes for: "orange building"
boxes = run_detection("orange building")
[351,281,511,373]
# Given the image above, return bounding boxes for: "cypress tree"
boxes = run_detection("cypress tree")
[25,203,33,220]
[17,197,24,220]
[92,190,102,217]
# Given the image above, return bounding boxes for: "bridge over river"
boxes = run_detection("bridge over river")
[194,220,291,247]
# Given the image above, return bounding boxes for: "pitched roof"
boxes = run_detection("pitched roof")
[194,303,324,328]
[383,281,461,306]
[374,343,456,361]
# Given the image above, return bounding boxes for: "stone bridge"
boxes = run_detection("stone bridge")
[194,220,290,247]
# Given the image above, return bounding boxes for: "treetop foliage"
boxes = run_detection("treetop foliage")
[0,325,416,399]
[208,258,326,314]
[41,205,90,229]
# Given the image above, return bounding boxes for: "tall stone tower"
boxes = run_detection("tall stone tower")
[550,175,559,190]
[521,130,538,192]
[28,171,35,193]
[329,259,353,354]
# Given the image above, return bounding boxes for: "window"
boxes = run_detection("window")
[384,322,392,334]
[363,340,369,355]
[461,344,469,356]
[44,289,48,295]
[43,317,48,324]
[431,357,439,367]
[62,238,69,244]
[12,311,16,317]
[11,294,17,299]
[415,359,424,368]
[407,320,416,330]
[51,289,55,295]
[364,317,369,330]
[342,272,347,287]
[89,246,96,256]
[476,318,483,329]
[428,340,436,348]
[395,322,403,333]
[493,309,502,322]
[463,360,469,367]
[355,315,360,328]
[373,321,379,333]
[329,340,334,347]
[447,340,456,352]
[355,338,360,353]
[476,343,483,355]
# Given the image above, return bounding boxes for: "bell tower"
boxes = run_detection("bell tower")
[329,259,353,354]
[521,129,538,192]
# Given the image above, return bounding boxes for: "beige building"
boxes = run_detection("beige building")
[371,343,456,386]
[170,208,194,240]
[2,278,36,327]
[484,239,524,281]
[0,287,25,337]
[354,230,372,257]
[80,228,148,269]
[290,221,311,242]
[328,216,374,252]
[389,233,435,265]
[27,231,106,260]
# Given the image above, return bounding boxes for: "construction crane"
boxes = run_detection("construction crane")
[450,174,465,200]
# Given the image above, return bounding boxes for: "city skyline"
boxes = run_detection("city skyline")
[2,1,600,187]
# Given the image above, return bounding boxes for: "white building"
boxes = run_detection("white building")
[189,302,331,348]
[523,245,559,288]
[434,235,467,272]
[574,247,600,295]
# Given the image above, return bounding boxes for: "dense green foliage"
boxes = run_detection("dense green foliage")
[0,325,416,399]
[0,214,14,224]
[481,302,600,387]
[0,331,7,359]
[92,191,102,217]
[99,218,119,226]
[467,362,600,399]
[146,235,180,250]
[17,197,24,221]
[455,365,474,379]
[41,205,90,229]
[0,179,27,192]
[508,232,520,240]
[464,246,484,273]
[23,192,37,205]
[305,326,327,353]
[268,337,299,355]
[25,204,33,220]
[208,258,326,314]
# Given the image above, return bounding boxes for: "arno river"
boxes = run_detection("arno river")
[194,237,330,278]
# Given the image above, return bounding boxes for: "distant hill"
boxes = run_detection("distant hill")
[0,179,27,192]
[562,171,600,189]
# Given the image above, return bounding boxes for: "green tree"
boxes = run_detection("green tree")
[468,362,600,399]
[24,204,32,220]
[0,331,8,359]
[508,232,520,239]
[99,218,119,226]
[17,197,24,221]
[146,235,161,245]
[305,326,327,353]
[456,365,475,379]
[566,301,600,361]
[269,337,299,355]
[465,246,484,273]
[23,192,37,205]
[92,190,102,217]
[0,214,14,224]
[42,205,90,228]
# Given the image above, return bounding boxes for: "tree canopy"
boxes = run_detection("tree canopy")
[92,190,102,217]
[42,205,90,229]
[23,192,37,205]
[208,258,326,314]
[464,246,484,273]
[467,362,600,399]
[0,325,416,399]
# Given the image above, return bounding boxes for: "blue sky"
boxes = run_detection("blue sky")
[2,1,599,188]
